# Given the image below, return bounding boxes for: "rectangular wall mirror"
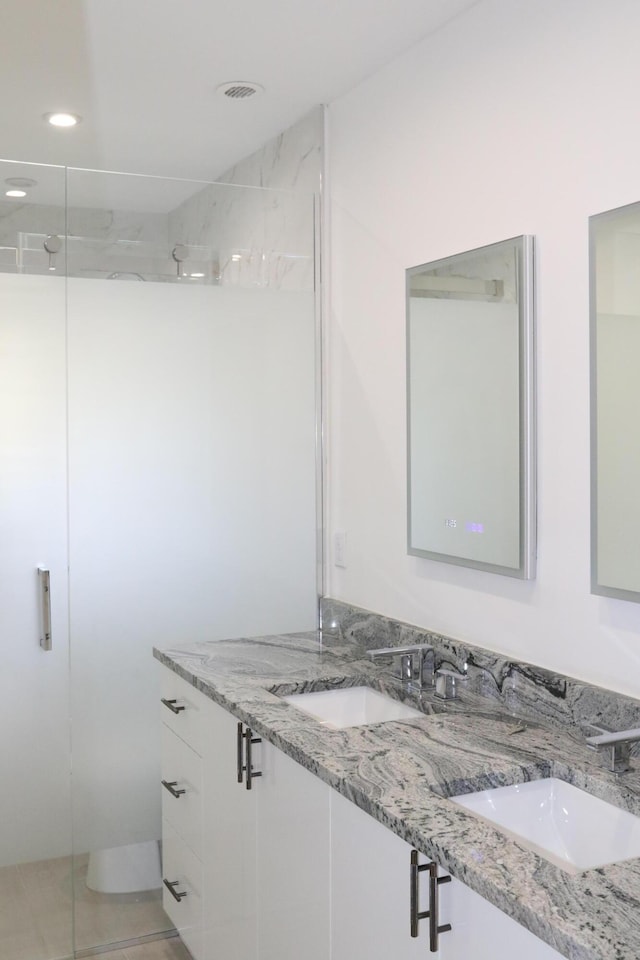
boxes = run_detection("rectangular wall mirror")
[591,200,640,601]
[406,235,536,578]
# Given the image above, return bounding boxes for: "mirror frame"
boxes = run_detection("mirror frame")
[406,235,536,578]
[590,200,640,602]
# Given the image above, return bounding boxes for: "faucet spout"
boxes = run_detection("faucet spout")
[367,644,435,689]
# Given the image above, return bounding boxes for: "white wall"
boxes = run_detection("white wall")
[326,0,640,697]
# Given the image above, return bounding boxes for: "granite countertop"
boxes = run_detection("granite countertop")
[154,631,640,960]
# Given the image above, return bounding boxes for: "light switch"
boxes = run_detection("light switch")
[333,531,347,568]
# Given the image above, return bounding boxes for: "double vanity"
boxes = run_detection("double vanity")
[155,600,640,960]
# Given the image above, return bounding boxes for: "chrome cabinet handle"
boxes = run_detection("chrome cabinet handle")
[37,567,52,651]
[161,698,185,715]
[410,851,451,952]
[163,878,187,902]
[161,779,186,799]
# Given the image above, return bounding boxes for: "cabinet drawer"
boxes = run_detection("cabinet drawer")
[162,724,203,856]
[160,669,204,754]
[162,819,203,960]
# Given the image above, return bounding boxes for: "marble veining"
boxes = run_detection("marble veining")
[155,612,640,960]
[322,599,640,743]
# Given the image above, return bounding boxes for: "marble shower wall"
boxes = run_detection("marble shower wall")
[0,199,170,277]
[0,106,322,286]
[167,107,322,290]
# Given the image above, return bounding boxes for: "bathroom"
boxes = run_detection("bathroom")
[3,1,640,959]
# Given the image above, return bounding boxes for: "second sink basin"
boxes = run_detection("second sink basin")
[283,686,424,729]
[452,777,640,873]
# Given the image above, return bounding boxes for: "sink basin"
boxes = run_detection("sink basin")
[452,777,640,873]
[282,686,424,729]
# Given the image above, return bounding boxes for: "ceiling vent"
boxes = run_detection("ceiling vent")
[5,177,38,189]
[217,81,264,100]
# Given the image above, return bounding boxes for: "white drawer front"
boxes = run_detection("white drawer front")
[162,819,203,960]
[162,724,202,856]
[161,669,204,754]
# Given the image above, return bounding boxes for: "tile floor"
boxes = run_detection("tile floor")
[0,853,173,960]
[102,936,190,960]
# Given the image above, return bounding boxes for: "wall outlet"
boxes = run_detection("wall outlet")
[333,530,347,568]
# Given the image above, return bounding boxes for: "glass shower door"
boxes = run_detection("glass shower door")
[0,162,73,960]
[64,168,318,955]
[0,159,318,960]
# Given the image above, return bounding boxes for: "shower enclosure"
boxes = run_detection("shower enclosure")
[0,160,319,959]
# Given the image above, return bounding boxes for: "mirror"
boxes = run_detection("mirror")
[406,236,536,578]
[590,201,640,601]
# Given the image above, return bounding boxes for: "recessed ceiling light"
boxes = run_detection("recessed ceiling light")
[216,81,264,100]
[189,272,205,278]
[44,112,82,127]
[6,189,26,198]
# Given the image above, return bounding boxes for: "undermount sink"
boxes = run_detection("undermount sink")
[282,686,424,729]
[452,777,640,873]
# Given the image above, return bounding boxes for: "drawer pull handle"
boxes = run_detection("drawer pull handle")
[163,878,188,902]
[410,851,451,952]
[161,779,186,799]
[161,698,185,715]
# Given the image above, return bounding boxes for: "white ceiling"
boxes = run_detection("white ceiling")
[1,0,480,186]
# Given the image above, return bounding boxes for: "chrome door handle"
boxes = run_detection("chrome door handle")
[161,779,186,799]
[37,567,52,651]
[163,878,187,902]
[161,698,185,715]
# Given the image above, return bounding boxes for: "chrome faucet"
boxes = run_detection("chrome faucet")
[367,644,435,689]
[434,667,467,701]
[586,727,640,774]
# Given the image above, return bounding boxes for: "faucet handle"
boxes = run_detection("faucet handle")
[586,726,640,774]
[434,667,467,701]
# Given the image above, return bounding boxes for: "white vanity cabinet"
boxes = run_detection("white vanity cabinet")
[331,786,564,960]
[200,695,257,960]
[440,877,563,960]
[256,738,331,960]
[160,670,330,960]
[200,694,331,960]
[331,788,430,960]
[160,667,564,960]
[160,670,206,960]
